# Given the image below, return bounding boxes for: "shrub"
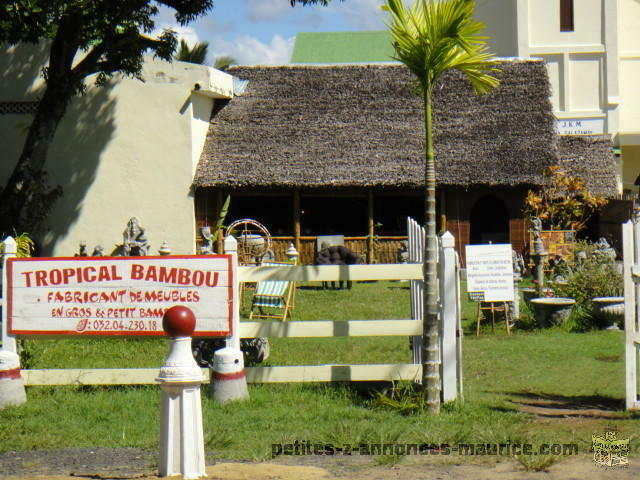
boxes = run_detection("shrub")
[553,240,622,330]
[524,166,607,232]
[0,231,35,258]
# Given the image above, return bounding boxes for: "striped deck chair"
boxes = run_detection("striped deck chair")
[249,262,296,321]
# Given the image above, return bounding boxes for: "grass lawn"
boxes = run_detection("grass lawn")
[1,280,637,468]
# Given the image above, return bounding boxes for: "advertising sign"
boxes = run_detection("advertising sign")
[556,117,604,136]
[465,244,514,302]
[7,255,233,337]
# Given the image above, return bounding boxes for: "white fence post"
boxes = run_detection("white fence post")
[212,234,249,403]
[223,235,241,352]
[408,218,462,400]
[407,218,424,366]
[455,251,463,401]
[438,231,461,403]
[624,218,640,409]
[2,236,17,353]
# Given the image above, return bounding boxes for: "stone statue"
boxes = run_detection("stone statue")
[200,226,213,254]
[531,217,542,240]
[594,237,616,261]
[122,217,149,256]
[512,249,525,281]
[397,240,409,263]
[76,241,88,257]
[531,217,545,255]
[575,249,587,265]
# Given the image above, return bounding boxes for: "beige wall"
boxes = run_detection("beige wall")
[474,0,518,57]
[529,0,603,47]
[0,44,232,256]
[506,0,631,191]
[619,0,640,137]
[621,145,640,192]
[523,0,610,117]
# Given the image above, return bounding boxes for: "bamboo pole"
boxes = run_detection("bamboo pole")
[216,189,224,254]
[439,188,447,234]
[367,190,374,264]
[293,189,301,255]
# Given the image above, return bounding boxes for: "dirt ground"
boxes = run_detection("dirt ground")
[0,448,637,480]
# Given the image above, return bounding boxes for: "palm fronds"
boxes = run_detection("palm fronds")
[383,0,499,93]
[175,39,209,65]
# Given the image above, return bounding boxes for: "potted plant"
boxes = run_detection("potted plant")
[524,166,608,268]
[552,240,624,330]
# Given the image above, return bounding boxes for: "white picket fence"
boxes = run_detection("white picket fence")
[623,217,640,409]
[12,223,462,400]
[407,217,463,402]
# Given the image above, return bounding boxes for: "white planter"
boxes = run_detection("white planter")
[529,297,576,327]
[592,297,625,329]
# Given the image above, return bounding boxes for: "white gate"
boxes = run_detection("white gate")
[407,217,463,402]
[623,217,640,409]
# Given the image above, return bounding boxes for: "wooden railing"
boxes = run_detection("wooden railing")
[271,236,407,265]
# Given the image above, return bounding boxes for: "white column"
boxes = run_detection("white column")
[223,235,240,351]
[2,237,17,353]
[211,235,249,403]
[438,231,459,403]
[157,336,206,479]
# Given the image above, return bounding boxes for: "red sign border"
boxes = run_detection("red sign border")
[7,255,234,337]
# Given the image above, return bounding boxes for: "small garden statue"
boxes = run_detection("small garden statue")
[594,237,616,261]
[122,217,149,256]
[200,226,213,254]
[512,249,525,281]
[75,241,88,257]
[76,241,104,257]
[530,217,547,295]
[531,217,543,253]
[398,240,409,263]
[158,241,171,256]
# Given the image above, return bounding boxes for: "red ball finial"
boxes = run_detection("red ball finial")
[162,306,196,337]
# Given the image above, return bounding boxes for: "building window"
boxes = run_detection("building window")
[560,0,574,32]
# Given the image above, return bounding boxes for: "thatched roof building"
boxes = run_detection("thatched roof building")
[194,60,617,196]
[193,59,620,264]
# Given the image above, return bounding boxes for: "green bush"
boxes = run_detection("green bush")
[553,240,622,330]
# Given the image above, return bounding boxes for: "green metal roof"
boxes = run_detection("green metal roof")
[291,31,397,64]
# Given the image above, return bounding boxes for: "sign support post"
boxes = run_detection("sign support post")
[465,244,515,335]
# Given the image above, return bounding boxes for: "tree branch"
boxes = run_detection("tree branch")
[71,33,168,82]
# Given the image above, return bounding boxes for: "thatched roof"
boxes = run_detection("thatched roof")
[194,61,617,196]
[556,135,618,196]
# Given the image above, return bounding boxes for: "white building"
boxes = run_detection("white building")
[475,0,640,195]
[0,43,234,256]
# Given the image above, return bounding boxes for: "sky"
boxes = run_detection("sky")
[154,0,388,66]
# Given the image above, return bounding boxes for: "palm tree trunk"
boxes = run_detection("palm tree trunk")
[422,88,441,414]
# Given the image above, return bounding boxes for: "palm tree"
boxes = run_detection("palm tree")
[175,39,209,65]
[383,0,499,413]
[213,55,236,71]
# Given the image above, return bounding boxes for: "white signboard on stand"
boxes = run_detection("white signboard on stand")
[7,255,234,337]
[465,244,514,302]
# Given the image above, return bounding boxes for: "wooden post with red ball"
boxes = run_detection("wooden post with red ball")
[157,305,206,479]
